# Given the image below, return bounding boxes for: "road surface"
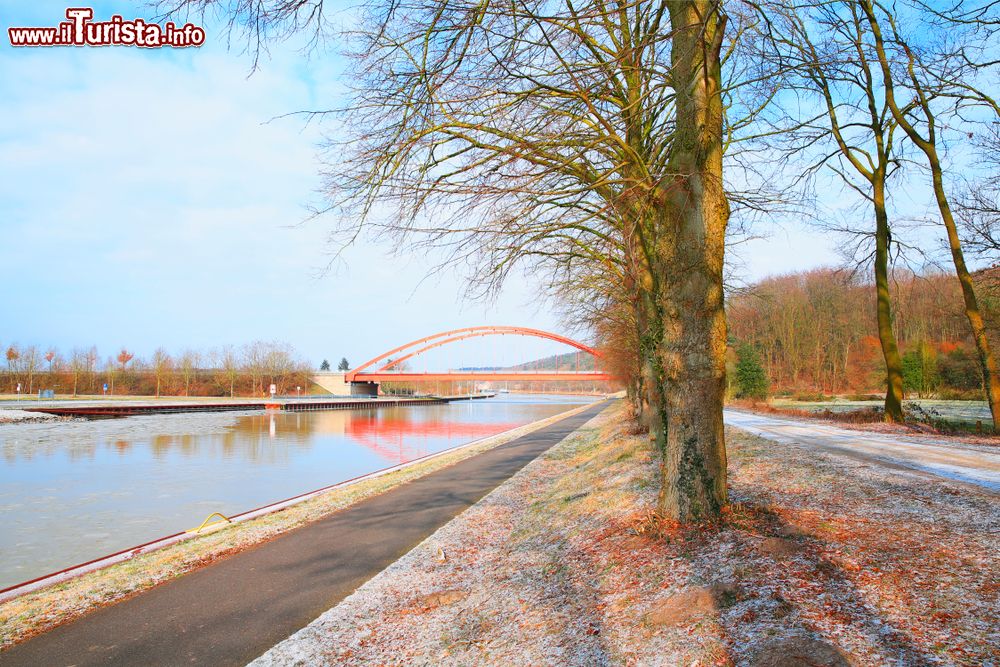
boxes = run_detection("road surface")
[725,409,1000,492]
[0,402,608,667]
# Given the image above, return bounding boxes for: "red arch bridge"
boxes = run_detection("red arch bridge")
[313,326,614,395]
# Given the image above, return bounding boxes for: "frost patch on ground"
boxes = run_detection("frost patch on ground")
[253,405,998,666]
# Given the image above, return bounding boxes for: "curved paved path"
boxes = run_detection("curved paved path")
[725,409,1000,492]
[0,402,608,667]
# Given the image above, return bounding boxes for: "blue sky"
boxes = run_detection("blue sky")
[0,2,844,368]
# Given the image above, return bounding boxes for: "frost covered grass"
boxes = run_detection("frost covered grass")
[0,404,594,651]
[0,410,64,424]
[762,398,1000,440]
[254,404,998,666]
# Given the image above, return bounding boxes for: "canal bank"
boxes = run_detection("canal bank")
[1,394,588,589]
[0,401,607,659]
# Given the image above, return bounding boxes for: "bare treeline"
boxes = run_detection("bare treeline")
[728,268,998,397]
[1,341,313,398]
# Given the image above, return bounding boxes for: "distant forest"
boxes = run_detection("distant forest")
[728,268,1000,399]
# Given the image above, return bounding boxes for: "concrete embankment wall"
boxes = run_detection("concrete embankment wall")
[311,372,378,396]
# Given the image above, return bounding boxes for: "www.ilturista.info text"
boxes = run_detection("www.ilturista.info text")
[8,8,206,48]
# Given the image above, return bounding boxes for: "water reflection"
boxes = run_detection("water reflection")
[4,408,521,465]
[0,395,592,588]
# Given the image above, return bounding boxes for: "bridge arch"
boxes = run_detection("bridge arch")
[346,326,601,382]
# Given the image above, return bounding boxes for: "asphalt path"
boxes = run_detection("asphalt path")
[725,408,1000,492]
[0,402,608,667]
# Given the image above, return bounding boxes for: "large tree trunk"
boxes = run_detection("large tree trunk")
[873,180,905,421]
[654,0,729,522]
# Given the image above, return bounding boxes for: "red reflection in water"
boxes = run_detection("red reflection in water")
[344,415,520,463]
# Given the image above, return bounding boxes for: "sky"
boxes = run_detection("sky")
[0,2,844,369]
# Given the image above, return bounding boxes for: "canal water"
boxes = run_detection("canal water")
[0,394,595,589]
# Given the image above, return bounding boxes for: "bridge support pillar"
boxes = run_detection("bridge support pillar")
[350,381,379,397]
[311,372,380,397]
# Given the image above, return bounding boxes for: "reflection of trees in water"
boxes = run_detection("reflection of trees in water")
[0,405,546,465]
[0,413,243,462]
[144,416,313,464]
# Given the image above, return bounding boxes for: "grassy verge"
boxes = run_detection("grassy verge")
[0,402,596,650]
[254,403,998,665]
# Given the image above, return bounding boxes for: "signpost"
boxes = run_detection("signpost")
[269,383,277,399]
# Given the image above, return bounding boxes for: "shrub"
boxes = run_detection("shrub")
[938,348,981,392]
[735,343,769,401]
[934,387,985,401]
[902,341,938,398]
[792,391,827,402]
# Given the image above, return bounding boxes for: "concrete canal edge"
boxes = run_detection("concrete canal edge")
[0,399,607,651]
[22,395,472,418]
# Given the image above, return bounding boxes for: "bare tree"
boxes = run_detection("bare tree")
[956,123,1000,261]
[114,348,135,395]
[45,349,63,390]
[104,356,119,395]
[217,345,240,397]
[5,344,19,392]
[241,342,266,397]
[151,348,173,398]
[177,350,201,396]
[552,262,640,404]
[859,0,1000,426]
[21,345,41,394]
[755,0,908,419]
[68,348,89,397]
[85,346,99,394]
[264,343,295,393]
